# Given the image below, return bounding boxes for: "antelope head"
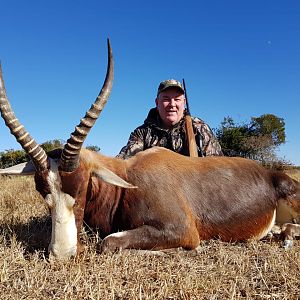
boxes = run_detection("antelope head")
[0,40,114,259]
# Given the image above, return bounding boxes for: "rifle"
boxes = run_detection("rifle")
[182,79,198,157]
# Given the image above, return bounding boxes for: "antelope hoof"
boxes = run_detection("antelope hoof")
[283,239,294,250]
[98,237,122,254]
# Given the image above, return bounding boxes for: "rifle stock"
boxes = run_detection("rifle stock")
[183,79,198,157]
[185,115,198,157]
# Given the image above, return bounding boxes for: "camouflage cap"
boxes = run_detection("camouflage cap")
[157,79,184,96]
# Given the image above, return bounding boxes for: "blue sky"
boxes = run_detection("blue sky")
[0,0,299,165]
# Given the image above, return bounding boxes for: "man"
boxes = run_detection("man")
[117,79,223,159]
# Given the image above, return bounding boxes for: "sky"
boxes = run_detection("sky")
[0,0,299,165]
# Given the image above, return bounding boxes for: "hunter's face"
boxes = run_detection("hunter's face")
[156,88,186,128]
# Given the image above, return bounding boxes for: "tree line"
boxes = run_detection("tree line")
[0,140,100,169]
[215,113,289,169]
[0,113,291,169]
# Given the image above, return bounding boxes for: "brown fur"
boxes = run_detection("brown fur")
[35,147,298,253]
[276,178,300,224]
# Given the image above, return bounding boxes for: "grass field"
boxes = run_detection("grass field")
[0,170,300,299]
[285,168,300,182]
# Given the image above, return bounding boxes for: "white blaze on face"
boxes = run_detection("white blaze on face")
[45,159,77,259]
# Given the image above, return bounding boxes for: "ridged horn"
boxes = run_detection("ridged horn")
[0,64,48,171]
[60,39,114,172]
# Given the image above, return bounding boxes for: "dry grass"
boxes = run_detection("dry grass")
[285,168,300,182]
[1,174,300,299]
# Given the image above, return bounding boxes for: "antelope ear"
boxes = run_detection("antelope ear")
[92,167,138,189]
[0,161,36,175]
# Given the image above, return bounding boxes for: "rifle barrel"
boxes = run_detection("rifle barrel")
[182,78,191,115]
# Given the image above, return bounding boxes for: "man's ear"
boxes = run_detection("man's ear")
[155,97,158,106]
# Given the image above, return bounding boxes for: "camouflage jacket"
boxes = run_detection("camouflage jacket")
[117,108,223,159]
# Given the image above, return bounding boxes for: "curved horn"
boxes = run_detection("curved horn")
[60,39,114,172]
[0,64,48,171]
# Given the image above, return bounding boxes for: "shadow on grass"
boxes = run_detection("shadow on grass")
[0,215,51,256]
[0,216,102,259]
[0,216,286,260]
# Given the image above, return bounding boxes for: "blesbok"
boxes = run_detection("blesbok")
[0,40,299,260]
